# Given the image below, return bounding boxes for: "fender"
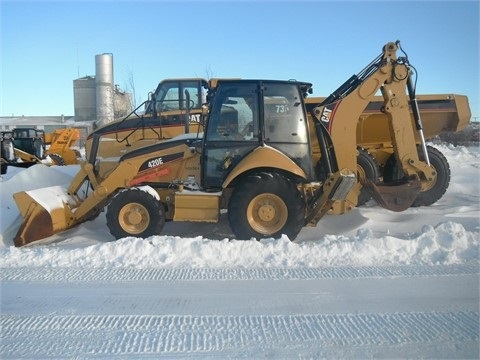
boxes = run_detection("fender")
[222,145,307,188]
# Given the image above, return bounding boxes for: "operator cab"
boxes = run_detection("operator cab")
[90,78,208,143]
[12,128,45,159]
[202,79,314,188]
[146,78,208,124]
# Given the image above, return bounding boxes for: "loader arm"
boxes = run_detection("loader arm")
[306,41,432,225]
[12,133,199,246]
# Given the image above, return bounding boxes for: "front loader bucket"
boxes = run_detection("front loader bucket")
[363,176,422,212]
[13,186,78,247]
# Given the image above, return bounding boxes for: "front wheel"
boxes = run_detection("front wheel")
[106,188,165,239]
[228,172,305,240]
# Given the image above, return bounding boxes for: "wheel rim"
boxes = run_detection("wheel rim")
[118,202,150,235]
[246,193,288,235]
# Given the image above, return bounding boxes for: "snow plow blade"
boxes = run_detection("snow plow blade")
[13,186,78,247]
[363,176,422,212]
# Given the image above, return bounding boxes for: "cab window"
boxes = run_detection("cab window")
[153,80,205,112]
[159,85,180,111]
[263,83,312,179]
[263,83,308,144]
[206,83,258,141]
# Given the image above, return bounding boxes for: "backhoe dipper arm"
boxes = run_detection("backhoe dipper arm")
[306,41,433,225]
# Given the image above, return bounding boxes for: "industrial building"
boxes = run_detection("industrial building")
[0,53,133,147]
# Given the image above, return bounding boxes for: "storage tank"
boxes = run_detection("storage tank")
[95,53,114,127]
[73,76,96,122]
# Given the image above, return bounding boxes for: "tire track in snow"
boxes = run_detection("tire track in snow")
[1,263,477,282]
[1,312,478,358]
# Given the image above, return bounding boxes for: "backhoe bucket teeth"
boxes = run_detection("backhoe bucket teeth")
[13,187,77,247]
[362,176,422,212]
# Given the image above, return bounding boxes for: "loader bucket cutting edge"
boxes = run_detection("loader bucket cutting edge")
[362,176,422,212]
[13,187,76,247]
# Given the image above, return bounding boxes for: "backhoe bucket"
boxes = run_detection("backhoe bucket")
[13,186,78,247]
[363,176,422,212]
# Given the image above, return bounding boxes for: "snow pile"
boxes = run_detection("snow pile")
[0,144,478,268]
[0,221,477,269]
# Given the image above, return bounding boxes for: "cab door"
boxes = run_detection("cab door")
[202,81,260,189]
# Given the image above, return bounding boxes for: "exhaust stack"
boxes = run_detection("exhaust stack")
[95,53,115,128]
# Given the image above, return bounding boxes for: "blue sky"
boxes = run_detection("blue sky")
[1,0,479,120]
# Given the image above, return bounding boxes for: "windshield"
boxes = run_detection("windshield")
[147,80,206,113]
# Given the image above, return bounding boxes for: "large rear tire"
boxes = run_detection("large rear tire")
[106,188,165,239]
[228,172,305,240]
[356,148,379,206]
[383,145,450,207]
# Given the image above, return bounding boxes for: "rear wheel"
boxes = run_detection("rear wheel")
[383,145,450,207]
[228,172,305,240]
[106,188,165,239]
[356,148,379,206]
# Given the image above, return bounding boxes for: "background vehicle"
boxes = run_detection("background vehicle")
[44,128,81,165]
[0,127,81,173]
[0,128,46,173]
[12,41,472,247]
[0,131,15,174]
[86,78,208,160]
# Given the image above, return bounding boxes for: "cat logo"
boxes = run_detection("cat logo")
[321,106,333,123]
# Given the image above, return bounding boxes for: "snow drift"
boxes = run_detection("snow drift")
[0,144,478,269]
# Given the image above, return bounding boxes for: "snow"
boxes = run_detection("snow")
[0,143,479,358]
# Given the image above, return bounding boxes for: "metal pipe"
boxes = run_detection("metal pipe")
[315,123,334,175]
[184,89,190,134]
[407,72,430,165]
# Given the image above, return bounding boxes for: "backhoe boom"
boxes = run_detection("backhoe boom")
[307,41,434,224]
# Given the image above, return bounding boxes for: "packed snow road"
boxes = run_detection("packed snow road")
[1,265,478,359]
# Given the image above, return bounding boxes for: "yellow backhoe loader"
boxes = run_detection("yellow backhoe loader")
[12,41,472,247]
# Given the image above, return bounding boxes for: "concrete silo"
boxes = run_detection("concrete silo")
[73,76,96,122]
